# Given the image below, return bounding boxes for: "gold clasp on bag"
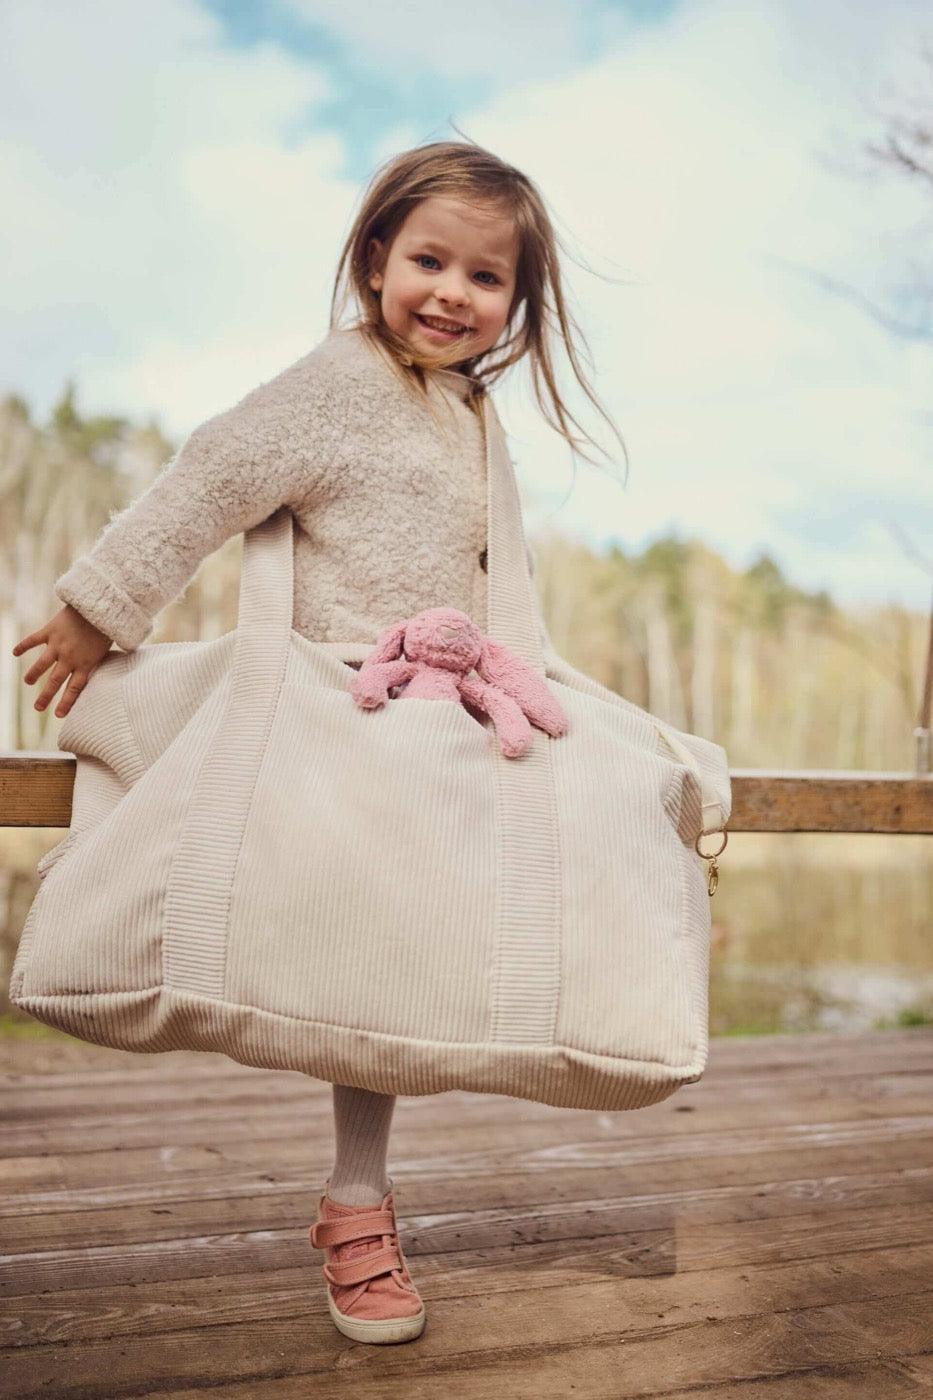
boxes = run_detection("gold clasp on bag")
[695,828,728,896]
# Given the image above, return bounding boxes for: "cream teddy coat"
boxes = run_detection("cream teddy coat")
[54,324,546,655]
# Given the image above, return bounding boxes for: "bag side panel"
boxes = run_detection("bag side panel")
[56,650,146,791]
[11,656,145,1005]
[675,835,713,1083]
[549,682,698,1067]
[12,682,227,1002]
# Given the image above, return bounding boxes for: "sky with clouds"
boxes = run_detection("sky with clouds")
[3,0,932,608]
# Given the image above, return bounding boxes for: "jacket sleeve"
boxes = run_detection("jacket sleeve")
[54,362,345,652]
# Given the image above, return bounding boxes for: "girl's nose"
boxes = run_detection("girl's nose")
[437,279,470,307]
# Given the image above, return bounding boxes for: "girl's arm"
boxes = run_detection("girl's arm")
[13,360,345,719]
[53,363,345,653]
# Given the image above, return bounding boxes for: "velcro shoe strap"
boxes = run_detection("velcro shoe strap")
[309,1209,395,1249]
[323,1244,402,1287]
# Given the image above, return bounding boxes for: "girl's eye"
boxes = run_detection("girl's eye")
[413,254,499,285]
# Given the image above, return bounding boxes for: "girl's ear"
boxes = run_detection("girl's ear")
[368,237,385,294]
[362,618,409,667]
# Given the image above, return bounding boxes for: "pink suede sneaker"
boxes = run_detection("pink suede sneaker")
[308,1176,426,1344]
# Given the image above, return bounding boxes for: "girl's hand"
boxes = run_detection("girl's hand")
[12,605,114,719]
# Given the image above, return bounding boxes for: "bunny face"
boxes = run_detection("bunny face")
[401,608,483,673]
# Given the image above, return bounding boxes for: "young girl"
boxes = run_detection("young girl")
[13,140,626,1346]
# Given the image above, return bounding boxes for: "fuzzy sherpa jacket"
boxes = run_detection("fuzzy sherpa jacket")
[55,324,545,654]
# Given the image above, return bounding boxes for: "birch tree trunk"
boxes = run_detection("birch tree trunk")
[691,593,717,740]
[730,625,756,760]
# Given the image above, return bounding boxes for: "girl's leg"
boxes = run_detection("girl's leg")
[327,1083,396,1206]
[313,1083,425,1341]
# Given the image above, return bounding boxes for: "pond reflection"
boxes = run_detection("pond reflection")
[709,832,933,1034]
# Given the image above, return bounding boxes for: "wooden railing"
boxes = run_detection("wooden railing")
[1,753,931,833]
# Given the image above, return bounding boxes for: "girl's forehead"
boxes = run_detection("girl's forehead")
[400,195,518,265]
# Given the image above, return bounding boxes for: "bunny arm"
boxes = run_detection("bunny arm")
[460,674,533,758]
[475,639,569,737]
[351,657,416,708]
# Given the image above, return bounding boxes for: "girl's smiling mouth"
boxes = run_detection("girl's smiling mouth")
[414,313,471,339]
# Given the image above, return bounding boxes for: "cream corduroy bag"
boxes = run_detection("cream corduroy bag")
[11,392,732,1111]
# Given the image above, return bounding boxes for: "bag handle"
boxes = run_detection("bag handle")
[479,392,547,675]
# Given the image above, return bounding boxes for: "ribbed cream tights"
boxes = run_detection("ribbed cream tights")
[327,1083,396,1206]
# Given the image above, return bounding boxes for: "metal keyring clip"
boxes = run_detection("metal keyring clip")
[695,828,728,896]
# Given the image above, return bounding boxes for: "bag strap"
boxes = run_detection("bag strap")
[480,393,547,676]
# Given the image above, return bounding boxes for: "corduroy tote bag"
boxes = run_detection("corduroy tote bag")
[10,390,732,1111]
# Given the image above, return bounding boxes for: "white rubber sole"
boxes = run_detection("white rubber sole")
[326,1288,426,1344]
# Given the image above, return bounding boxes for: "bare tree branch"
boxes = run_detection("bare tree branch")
[885,518,933,579]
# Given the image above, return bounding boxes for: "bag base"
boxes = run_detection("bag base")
[11,984,707,1112]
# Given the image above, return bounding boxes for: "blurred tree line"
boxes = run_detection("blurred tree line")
[536,528,922,774]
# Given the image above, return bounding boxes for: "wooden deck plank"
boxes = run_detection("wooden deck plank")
[2,1112,932,1219]
[3,1219,933,1347]
[138,1361,933,1400]
[2,1090,929,1202]
[2,1132,932,1223]
[3,1291,931,1398]
[3,1079,932,1148]
[1,1028,930,1397]
[3,1159,924,1299]
[3,1175,932,1298]
[3,1108,931,1243]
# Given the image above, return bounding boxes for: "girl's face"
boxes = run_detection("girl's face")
[368,195,519,365]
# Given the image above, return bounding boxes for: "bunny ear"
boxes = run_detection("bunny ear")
[362,619,410,668]
[475,638,569,737]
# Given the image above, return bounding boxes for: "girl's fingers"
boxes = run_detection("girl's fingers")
[12,633,43,658]
[21,647,57,688]
[34,661,72,713]
[53,674,88,719]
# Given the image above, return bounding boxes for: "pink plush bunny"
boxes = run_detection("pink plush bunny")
[350,607,569,758]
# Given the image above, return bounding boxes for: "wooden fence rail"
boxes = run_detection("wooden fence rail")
[0,752,931,833]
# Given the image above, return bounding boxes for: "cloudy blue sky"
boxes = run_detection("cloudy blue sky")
[3,0,932,608]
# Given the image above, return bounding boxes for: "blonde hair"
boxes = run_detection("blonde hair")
[330,136,628,479]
